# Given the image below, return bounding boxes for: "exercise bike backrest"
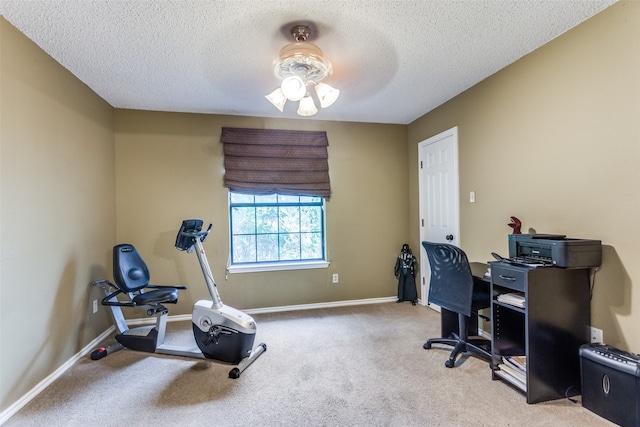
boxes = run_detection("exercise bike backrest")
[113,244,152,293]
[175,218,212,253]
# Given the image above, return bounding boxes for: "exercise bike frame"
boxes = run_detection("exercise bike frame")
[92,279,207,358]
[90,221,266,378]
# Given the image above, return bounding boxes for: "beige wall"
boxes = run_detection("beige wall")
[114,110,408,313]
[0,19,116,412]
[408,1,639,352]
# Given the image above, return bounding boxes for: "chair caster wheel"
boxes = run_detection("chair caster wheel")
[445,359,455,368]
[423,342,431,349]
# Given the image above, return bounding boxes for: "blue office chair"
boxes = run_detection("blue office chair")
[421,241,491,368]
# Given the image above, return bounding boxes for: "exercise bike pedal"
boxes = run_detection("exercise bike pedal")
[146,304,169,317]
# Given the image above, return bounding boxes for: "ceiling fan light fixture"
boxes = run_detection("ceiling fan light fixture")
[266,24,339,116]
[315,82,340,108]
[265,88,287,112]
[297,94,318,117]
[280,75,306,101]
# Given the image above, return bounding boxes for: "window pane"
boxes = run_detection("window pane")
[232,235,256,263]
[256,234,279,262]
[278,195,299,203]
[256,206,278,233]
[301,232,323,258]
[279,233,301,260]
[300,206,321,232]
[231,207,255,234]
[300,196,321,203]
[230,193,254,204]
[255,194,277,203]
[279,206,300,232]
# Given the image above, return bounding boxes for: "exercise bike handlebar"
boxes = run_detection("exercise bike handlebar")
[190,223,213,242]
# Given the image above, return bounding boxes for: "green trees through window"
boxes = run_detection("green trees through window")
[229,192,325,264]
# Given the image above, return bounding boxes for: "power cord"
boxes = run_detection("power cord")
[589,266,599,302]
[564,385,581,404]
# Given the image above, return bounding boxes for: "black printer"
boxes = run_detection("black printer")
[508,234,602,268]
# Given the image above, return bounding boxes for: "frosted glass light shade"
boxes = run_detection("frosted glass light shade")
[297,95,318,116]
[315,82,340,108]
[265,88,287,112]
[281,76,306,101]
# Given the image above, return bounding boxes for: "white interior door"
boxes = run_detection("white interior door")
[418,127,460,308]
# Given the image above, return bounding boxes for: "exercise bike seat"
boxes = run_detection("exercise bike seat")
[112,244,180,306]
[130,288,178,305]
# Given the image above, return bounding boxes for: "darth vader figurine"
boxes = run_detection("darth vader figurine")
[394,243,417,305]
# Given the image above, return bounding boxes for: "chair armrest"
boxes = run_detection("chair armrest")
[101,289,136,307]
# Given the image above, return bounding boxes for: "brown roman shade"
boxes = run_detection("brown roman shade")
[221,127,331,199]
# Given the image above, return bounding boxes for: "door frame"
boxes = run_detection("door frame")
[417,126,460,308]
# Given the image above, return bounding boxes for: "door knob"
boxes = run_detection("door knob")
[445,234,454,241]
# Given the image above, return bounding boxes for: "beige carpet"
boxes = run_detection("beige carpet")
[5,303,612,426]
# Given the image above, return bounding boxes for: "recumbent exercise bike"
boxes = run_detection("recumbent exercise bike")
[90,219,266,379]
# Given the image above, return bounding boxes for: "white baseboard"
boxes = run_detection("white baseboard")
[245,296,399,314]
[0,327,115,425]
[128,296,400,324]
[0,296,398,424]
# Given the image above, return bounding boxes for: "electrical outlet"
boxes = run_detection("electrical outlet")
[469,191,476,203]
[92,300,98,314]
[590,326,603,343]
[332,273,339,283]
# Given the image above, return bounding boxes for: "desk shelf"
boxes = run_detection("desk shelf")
[490,262,591,404]
[493,300,525,314]
[494,368,526,392]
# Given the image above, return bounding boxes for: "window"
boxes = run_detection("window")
[221,128,331,273]
[228,192,327,272]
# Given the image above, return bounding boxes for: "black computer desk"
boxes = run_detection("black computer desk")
[438,262,490,339]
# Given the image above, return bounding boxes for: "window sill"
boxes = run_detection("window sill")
[228,260,330,274]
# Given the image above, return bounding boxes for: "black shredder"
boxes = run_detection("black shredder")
[580,344,640,427]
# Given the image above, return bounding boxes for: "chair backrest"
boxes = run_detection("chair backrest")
[421,241,473,317]
[113,244,150,293]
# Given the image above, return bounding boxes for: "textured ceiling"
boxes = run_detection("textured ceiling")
[0,0,617,124]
